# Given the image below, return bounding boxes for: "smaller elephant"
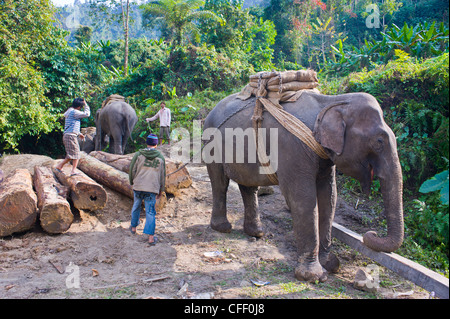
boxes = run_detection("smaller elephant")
[95,100,138,154]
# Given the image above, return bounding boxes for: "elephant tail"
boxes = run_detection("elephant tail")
[124,111,137,142]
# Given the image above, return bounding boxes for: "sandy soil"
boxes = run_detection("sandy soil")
[0,152,429,299]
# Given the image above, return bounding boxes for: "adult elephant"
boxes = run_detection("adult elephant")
[95,100,138,154]
[203,91,403,283]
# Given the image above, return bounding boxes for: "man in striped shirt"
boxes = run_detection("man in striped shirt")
[55,98,91,176]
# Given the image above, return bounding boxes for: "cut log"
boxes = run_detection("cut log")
[165,160,192,196]
[52,162,107,211]
[0,169,38,237]
[34,166,73,234]
[78,153,166,211]
[89,151,192,196]
[89,151,132,173]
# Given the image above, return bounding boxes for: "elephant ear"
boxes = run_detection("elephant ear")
[314,105,346,156]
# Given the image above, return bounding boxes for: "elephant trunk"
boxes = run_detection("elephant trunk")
[363,160,404,253]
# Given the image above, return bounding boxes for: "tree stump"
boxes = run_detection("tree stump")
[78,152,166,211]
[52,162,107,211]
[0,169,38,237]
[34,166,73,234]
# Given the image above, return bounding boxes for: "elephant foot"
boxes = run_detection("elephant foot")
[211,219,232,233]
[244,220,264,238]
[319,252,340,273]
[295,257,328,283]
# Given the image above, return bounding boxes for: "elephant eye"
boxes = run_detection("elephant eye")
[372,136,384,152]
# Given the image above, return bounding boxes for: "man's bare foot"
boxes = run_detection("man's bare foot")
[148,235,157,245]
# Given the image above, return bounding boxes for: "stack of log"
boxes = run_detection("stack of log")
[87,151,192,196]
[0,164,107,236]
[237,69,320,104]
[0,151,192,237]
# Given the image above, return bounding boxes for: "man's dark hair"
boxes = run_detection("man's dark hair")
[72,98,85,109]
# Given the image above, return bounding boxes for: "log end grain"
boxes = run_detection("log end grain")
[0,169,38,237]
[71,180,107,211]
[0,191,37,236]
[165,161,192,195]
[40,203,73,234]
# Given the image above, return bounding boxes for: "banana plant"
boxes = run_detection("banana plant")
[420,169,449,206]
[382,22,449,59]
[329,22,449,75]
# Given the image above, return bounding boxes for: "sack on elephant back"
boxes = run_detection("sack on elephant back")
[249,69,318,85]
[101,94,126,109]
[237,69,320,104]
[248,81,318,92]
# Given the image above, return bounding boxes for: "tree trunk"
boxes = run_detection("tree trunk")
[89,151,192,196]
[0,169,37,237]
[34,166,73,234]
[78,153,166,211]
[52,162,107,211]
[121,0,130,75]
[89,151,131,173]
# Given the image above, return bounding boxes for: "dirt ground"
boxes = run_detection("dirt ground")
[0,151,430,299]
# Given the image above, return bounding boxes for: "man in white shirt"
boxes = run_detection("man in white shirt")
[146,101,171,146]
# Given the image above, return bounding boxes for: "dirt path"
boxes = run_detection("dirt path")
[0,154,429,299]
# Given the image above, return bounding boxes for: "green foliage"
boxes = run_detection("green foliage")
[0,0,62,151]
[105,41,251,103]
[401,196,449,273]
[74,25,93,45]
[0,52,56,151]
[330,22,449,75]
[141,0,223,45]
[200,0,276,71]
[420,169,449,206]
[39,46,87,113]
[248,17,277,71]
[200,0,254,52]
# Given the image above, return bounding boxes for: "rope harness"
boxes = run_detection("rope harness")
[237,70,329,184]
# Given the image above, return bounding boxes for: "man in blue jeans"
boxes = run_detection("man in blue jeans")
[129,134,166,245]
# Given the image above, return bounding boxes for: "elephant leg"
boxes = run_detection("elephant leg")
[283,180,327,283]
[238,184,264,238]
[110,135,123,154]
[109,135,114,153]
[317,165,340,273]
[114,136,123,154]
[115,141,123,155]
[207,163,231,233]
[121,135,128,154]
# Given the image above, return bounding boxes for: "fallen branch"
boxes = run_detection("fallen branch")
[91,275,170,290]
